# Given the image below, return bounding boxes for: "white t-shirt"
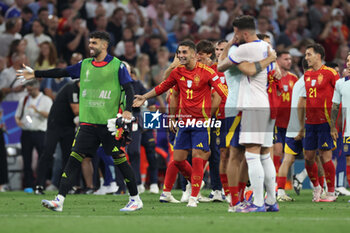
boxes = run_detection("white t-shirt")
[15,92,53,132]
[286,76,305,138]
[0,67,27,101]
[333,77,350,137]
[229,40,274,109]
[225,45,243,117]
[24,33,52,67]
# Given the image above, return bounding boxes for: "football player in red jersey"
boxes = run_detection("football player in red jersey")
[273,51,298,201]
[133,40,227,207]
[298,43,340,202]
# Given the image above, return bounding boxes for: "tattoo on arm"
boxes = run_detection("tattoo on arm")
[330,103,340,128]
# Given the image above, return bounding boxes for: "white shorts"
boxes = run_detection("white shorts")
[239,109,274,147]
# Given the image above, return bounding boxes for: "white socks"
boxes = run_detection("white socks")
[245,151,265,207]
[56,194,65,204]
[296,168,308,183]
[261,153,277,205]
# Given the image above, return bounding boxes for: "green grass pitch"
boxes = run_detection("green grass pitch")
[1,190,349,233]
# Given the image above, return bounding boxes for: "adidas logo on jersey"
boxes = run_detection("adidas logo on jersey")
[196,143,203,148]
[322,142,328,147]
[180,76,185,81]
[112,146,119,152]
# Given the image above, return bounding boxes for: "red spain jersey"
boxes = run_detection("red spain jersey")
[155,62,227,121]
[267,70,281,120]
[211,63,227,119]
[276,72,298,128]
[304,65,339,124]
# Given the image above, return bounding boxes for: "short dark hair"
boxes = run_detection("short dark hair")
[232,15,256,31]
[38,7,48,15]
[178,40,196,52]
[22,6,33,15]
[196,40,215,60]
[257,33,270,40]
[306,43,325,60]
[277,50,290,57]
[301,57,308,71]
[89,31,111,45]
[325,62,339,69]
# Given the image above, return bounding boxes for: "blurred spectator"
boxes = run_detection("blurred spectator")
[46,15,62,58]
[276,17,300,51]
[118,39,138,66]
[28,0,54,18]
[5,0,27,19]
[41,59,71,100]
[125,11,144,38]
[165,0,190,33]
[289,47,304,77]
[256,16,275,48]
[319,8,349,62]
[0,17,22,57]
[24,20,52,67]
[19,6,34,36]
[309,0,330,40]
[35,41,57,71]
[114,28,141,57]
[61,16,89,63]
[6,39,27,67]
[259,3,280,37]
[276,4,288,33]
[57,4,75,36]
[0,53,27,101]
[15,80,52,192]
[333,44,349,75]
[37,7,49,30]
[166,22,191,55]
[297,13,311,40]
[0,12,5,33]
[178,7,199,40]
[150,46,171,88]
[135,53,151,87]
[221,0,243,35]
[147,0,169,20]
[242,0,259,17]
[107,7,125,46]
[0,90,8,192]
[141,34,162,66]
[70,52,83,66]
[194,0,228,30]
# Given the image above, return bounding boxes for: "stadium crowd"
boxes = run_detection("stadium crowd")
[1,0,350,212]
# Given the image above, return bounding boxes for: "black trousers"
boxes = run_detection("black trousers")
[20,130,45,188]
[36,126,75,187]
[0,131,8,185]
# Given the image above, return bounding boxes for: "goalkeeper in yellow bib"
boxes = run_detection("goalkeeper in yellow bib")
[17,31,143,212]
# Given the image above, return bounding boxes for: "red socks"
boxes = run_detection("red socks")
[228,186,239,206]
[305,161,319,187]
[191,158,204,197]
[174,160,192,180]
[277,176,287,189]
[163,161,179,192]
[322,160,335,193]
[220,174,229,196]
[318,176,325,189]
[273,155,281,174]
[238,182,246,202]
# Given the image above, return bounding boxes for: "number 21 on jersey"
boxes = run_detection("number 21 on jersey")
[309,87,317,98]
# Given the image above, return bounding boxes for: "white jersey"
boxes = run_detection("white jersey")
[286,76,305,138]
[225,45,243,117]
[229,40,274,109]
[332,77,350,137]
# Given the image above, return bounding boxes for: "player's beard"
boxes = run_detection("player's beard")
[90,48,101,58]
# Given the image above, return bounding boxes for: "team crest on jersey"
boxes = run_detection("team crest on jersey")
[289,80,294,88]
[220,76,225,84]
[194,74,200,86]
[187,80,193,88]
[318,74,323,85]
[216,136,220,146]
[180,76,185,81]
[311,79,316,87]
[283,85,288,92]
